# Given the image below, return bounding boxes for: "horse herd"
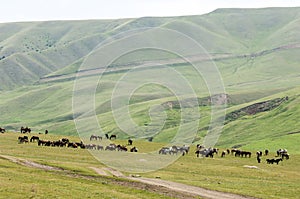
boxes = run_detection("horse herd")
[192,145,290,165]
[89,134,117,141]
[16,133,138,153]
[3,127,290,165]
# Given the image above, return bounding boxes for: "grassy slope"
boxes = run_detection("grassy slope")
[0,7,299,157]
[0,7,300,90]
[0,132,299,199]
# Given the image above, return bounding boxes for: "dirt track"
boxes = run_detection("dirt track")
[1,154,256,199]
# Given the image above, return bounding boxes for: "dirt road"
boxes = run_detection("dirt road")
[1,155,256,199]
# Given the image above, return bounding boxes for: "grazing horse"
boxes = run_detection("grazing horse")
[195,148,217,158]
[85,144,97,150]
[97,145,104,150]
[177,145,190,155]
[18,136,29,143]
[67,142,78,148]
[30,136,39,142]
[277,149,287,156]
[159,147,170,155]
[75,141,85,149]
[221,151,226,157]
[105,133,109,139]
[21,126,31,134]
[231,149,239,155]
[109,134,117,140]
[226,149,230,154]
[105,145,116,151]
[128,139,133,145]
[0,127,5,133]
[38,140,47,146]
[256,155,261,163]
[90,134,98,141]
[130,146,138,152]
[117,145,127,152]
[264,149,269,156]
[234,150,251,158]
[281,153,289,160]
[267,158,282,164]
[196,144,205,150]
[256,151,263,157]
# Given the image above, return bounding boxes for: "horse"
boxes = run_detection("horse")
[196,144,205,150]
[234,150,251,158]
[266,158,282,164]
[109,134,117,140]
[159,147,170,155]
[76,141,85,149]
[30,136,39,142]
[256,151,263,157]
[178,145,190,154]
[20,126,31,134]
[226,149,230,154]
[264,149,269,156]
[105,145,116,151]
[97,145,104,150]
[105,133,109,139]
[38,140,47,146]
[67,142,78,148]
[85,144,97,150]
[0,127,5,133]
[18,136,29,144]
[221,151,226,157]
[195,148,217,158]
[231,149,239,155]
[277,149,287,156]
[130,146,138,152]
[117,145,127,152]
[281,153,289,160]
[90,134,98,141]
[45,129,48,134]
[61,138,69,143]
[128,139,133,145]
[256,156,261,163]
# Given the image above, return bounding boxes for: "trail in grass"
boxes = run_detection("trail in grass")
[0,154,256,199]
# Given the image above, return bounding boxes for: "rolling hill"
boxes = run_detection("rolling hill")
[0,7,300,151]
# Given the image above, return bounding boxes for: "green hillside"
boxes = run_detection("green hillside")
[0,7,300,152]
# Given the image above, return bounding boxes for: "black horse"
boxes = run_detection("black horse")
[128,139,133,145]
[266,158,282,164]
[18,136,29,143]
[130,146,138,152]
[21,126,31,133]
[109,134,117,140]
[30,136,39,142]
[0,127,5,133]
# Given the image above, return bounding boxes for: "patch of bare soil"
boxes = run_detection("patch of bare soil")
[1,155,257,199]
[92,167,257,199]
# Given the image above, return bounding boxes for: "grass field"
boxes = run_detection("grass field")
[0,132,299,198]
[1,7,300,198]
